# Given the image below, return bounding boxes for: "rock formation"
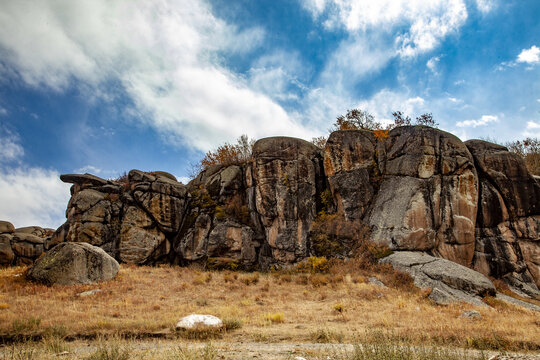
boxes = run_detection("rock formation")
[2,125,539,299]
[0,221,55,266]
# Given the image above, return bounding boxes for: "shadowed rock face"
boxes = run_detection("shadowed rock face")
[8,126,538,298]
[252,137,325,267]
[466,140,540,295]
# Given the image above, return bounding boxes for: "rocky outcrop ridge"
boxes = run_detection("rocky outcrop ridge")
[3,126,539,298]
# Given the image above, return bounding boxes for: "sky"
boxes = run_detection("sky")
[0,0,539,229]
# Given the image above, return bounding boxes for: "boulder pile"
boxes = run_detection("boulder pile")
[0,221,55,266]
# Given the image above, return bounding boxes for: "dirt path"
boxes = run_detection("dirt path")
[35,340,540,359]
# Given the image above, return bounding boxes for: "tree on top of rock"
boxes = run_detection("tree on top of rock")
[198,134,256,172]
[506,137,540,175]
[391,111,439,128]
[331,109,382,131]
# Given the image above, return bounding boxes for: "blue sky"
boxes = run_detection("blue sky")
[0,0,539,228]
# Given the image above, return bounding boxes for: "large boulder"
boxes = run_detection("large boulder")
[27,242,119,285]
[466,140,540,296]
[0,221,15,234]
[253,137,325,267]
[381,251,495,306]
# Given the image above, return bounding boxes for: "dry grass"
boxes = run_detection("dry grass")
[1,264,539,352]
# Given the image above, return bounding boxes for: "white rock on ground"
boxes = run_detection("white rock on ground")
[176,314,223,330]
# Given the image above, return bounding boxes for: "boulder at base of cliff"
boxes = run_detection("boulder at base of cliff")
[381,251,495,306]
[27,242,119,285]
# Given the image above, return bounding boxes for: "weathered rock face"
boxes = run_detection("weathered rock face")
[0,221,55,266]
[466,140,540,295]
[15,126,536,299]
[252,137,325,267]
[325,126,478,266]
[52,170,189,264]
[27,242,119,285]
[173,163,263,269]
[381,251,495,306]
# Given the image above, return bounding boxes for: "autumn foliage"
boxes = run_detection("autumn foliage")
[506,137,540,175]
[198,135,255,172]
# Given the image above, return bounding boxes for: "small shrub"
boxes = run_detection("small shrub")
[297,257,329,274]
[198,134,255,172]
[264,312,284,323]
[42,335,70,354]
[310,213,371,258]
[223,317,243,331]
[177,325,223,340]
[86,340,131,360]
[241,273,260,285]
[310,273,329,287]
[12,317,41,334]
[166,344,217,360]
[195,298,208,307]
[333,303,345,314]
[0,303,10,309]
[310,328,344,343]
[373,129,389,141]
[295,274,309,285]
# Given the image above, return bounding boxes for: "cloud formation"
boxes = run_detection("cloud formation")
[0,0,314,151]
[0,167,71,228]
[456,114,498,128]
[301,0,474,57]
[0,128,24,163]
[517,45,540,64]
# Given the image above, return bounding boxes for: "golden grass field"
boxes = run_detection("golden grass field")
[1,262,539,359]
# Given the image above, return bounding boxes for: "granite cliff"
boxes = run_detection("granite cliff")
[1,126,539,298]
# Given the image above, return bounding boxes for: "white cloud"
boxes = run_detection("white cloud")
[177,176,191,185]
[320,34,395,87]
[517,45,540,64]
[301,0,470,57]
[475,0,495,13]
[0,167,71,228]
[248,51,307,103]
[0,128,24,163]
[74,165,103,175]
[357,89,427,126]
[0,107,7,115]
[427,56,440,73]
[524,121,540,137]
[0,0,314,151]
[456,114,498,128]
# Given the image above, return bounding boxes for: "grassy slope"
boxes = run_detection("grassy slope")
[1,264,539,354]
